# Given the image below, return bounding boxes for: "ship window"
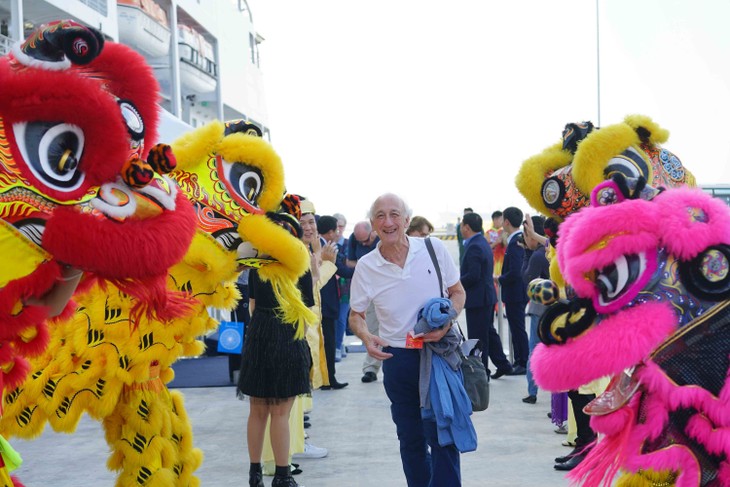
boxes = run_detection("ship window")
[249,33,258,66]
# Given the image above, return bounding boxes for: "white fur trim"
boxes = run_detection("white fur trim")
[11,41,72,71]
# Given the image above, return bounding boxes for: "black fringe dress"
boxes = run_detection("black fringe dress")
[237,269,313,403]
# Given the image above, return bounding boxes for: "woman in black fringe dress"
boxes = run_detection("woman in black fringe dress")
[238,267,314,487]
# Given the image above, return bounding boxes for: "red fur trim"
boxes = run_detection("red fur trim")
[87,43,161,152]
[0,64,128,194]
[0,42,161,198]
[110,274,194,323]
[654,187,730,260]
[0,260,58,313]
[532,302,676,391]
[43,191,195,279]
[2,353,30,390]
[10,322,49,358]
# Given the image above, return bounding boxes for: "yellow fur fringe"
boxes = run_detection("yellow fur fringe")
[615,469,677,487]
[572,122,641,195]
[515,141,573,220]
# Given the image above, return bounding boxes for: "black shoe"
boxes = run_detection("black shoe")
[319,385,332,390]
[303,415,310,421]
[522,395,537,404]
[508,365,527,375]
[554,452,587,471]
[249,471,264,487]
[303,421,311,429]
[331,380,348,389]
[492,367,513,379]
[555,446,583,463]
[272,475,299,487]
[291,463,303,475]
[361,372,377,383]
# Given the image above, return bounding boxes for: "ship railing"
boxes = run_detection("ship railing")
[178,41,217,78]
[0,34,13,56]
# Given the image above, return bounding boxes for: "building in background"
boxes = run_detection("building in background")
[0,0,270,141]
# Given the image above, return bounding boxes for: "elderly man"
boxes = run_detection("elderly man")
[349,193,467,487]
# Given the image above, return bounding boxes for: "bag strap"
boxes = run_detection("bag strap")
[424,237,443,298]
[425,237,468,344]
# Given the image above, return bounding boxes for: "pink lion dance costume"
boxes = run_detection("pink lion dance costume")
[532,179,730,487]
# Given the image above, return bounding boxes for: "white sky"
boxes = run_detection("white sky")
[247,0,730,230]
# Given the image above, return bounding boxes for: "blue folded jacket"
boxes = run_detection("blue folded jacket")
[414,297,458,336]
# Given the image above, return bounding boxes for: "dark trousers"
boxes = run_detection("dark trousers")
[228,283,250,380]
[321,316,337,383]
[465,305,510,373]
[382,347,461,487]
[504,300,529,367]
[568,390,597,447]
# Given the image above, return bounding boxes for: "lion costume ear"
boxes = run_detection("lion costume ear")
[515,141,573,220]
[170,120,225,171]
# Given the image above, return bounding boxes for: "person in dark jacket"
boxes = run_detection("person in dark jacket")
[316,215,354,389]
[495,207,529,375]
[520,215,550,404]
[459,212,512,377]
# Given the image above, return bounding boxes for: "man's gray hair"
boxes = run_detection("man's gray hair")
[367,193,413,220]
[333,213,346,224]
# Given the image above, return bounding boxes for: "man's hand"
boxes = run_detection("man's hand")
[321,241,338,263]
[422,322,452,343]
[365,334,393,360]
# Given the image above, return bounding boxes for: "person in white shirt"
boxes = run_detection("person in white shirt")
[348,193,466,487]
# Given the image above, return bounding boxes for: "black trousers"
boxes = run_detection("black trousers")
[504,300,529,368]
[322,316,337,382]
[568,389,597,447]
[465,305,511,373]
[229,283,250,380]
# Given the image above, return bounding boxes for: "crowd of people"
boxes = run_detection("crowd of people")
[238,193,592,487]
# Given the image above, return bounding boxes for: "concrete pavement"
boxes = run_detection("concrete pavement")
[10,335,574,487]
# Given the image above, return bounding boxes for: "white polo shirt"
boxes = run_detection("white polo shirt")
[350,236,459,348]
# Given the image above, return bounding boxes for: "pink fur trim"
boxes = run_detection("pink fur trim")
[531,302,676,391]
[654,187,730,260]
[590,393,642,436]
[719,462,730,485]
[557,198,660,298]
[638,361,730,427]
[571,396,639,487]
[686,414,730,457]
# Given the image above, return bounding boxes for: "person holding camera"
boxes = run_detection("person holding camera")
[493,207,529,375]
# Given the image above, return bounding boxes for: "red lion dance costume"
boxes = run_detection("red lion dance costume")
[0,20,195,486]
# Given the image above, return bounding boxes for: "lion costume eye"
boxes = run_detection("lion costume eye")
[604,147,650,181]
[221,160,263,206]
[117,100,145,141]
[14,121,86,192]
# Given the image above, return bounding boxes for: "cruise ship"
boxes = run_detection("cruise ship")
[0,0,271,142]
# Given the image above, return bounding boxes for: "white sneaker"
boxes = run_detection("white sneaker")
[292,442,328,459]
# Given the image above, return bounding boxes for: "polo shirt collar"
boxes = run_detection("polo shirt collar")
[374,236,423,266]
